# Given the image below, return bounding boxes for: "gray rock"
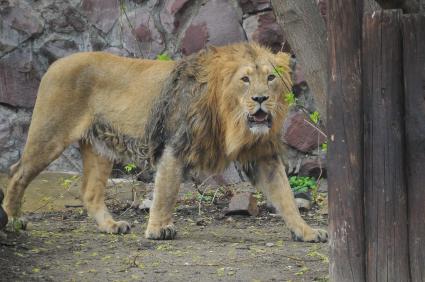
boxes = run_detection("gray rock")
[40,36,79,63]
[180,0,245,55]
[225,192,258,217]
[243,11,286,52]
[0,105,31,172]
[295,198,311,211]
[283,110,326,153]
[191,162,246,186]
[110,7,164,58]
[0,189,7,230]
[159,0,192,34]
[138,199,153,211]
[0,2,44,55]
[294,192,312,211]
[298,155,327,178]
[238,0,271,14]
[81,0,119,34]
[46,144,82,172]
[40,2,86,33]
[0,47,40,108]
[0,104,81,173]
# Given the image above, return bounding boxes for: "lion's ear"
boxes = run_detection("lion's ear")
[274,52,291,75]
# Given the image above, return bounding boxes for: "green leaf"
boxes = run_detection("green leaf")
[284,92,296,105]
[272,65,284,76]
[124,163,137,173]
[289,176,317,194]
[321,142,327,152]
[310,111,320,124]
[156,53,172,61]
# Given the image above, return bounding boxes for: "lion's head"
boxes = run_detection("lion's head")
[199,43,292,158]
[148,43,292,172]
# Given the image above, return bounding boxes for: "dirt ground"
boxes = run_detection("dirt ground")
[0,172,329,282]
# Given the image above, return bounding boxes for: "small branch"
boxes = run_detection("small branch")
[302,118,327,139]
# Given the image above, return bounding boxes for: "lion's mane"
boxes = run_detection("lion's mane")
[145,43,292,173]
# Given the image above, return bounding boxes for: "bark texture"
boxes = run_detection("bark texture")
[271,0,327,125]
[327,0,365,280]
[375,0,420,12]
[271,0,382,127]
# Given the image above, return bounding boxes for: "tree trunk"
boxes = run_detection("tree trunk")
[271,0,382,127]
[375,0,420,12]
[271,0,328,125]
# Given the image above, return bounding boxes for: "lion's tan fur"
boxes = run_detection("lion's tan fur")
[3,43,327,242]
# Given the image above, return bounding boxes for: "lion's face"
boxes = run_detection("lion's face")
[191,44,292,159]
[219,52,290,139]
[234,61,283,135]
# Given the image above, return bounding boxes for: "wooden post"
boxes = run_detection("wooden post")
[327,1,365,280]
[402,14,425,281]
[363,10,409,282]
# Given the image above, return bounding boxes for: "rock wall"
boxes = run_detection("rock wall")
[0,0,324,179]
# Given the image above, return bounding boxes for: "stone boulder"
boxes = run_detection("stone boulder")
[0,105,31,172]
[225,192,259,216]
[0,105,82,173]
[238,0,271,14]
[159,0,192,34]
[0,47,41,108]
[40,36,79,63]
[283,110,326,153]
[180,0,245,55]
[0,2,44,55]
[81,0,119,34]
[39,2,86,33]
[298,155,327,179]
[192,163,246,186]
[243,11,288,52]
[111,7,164,58]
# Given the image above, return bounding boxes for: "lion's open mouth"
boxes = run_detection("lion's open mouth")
[247,109,272,128]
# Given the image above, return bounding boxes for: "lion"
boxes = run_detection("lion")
[3,42,327,242]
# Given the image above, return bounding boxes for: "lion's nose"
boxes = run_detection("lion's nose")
[251,96,269,103]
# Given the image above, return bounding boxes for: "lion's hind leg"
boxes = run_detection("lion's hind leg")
[4,141,67,226]
[80,142,130,234]
[145,147,183,240]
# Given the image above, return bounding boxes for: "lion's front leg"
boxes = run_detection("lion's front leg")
[145,147,182,240]
[246,157,328,243]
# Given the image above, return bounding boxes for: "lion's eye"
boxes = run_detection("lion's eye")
[267,74,276,82]
[241,76,250,83]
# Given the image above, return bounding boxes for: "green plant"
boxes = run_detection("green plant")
[252,191,264,201]
[289,176,317,193]
[156,53,172,61]
[60,175,79,189]
[310,111,320,124]
[124,163,137,173]
[321,142,328,152]
[284,91,296,106]
[272,65,284,76]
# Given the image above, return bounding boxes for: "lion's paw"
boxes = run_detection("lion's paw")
[291,228,328,243]
[99,220,131,234]
[145,224,177,240]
